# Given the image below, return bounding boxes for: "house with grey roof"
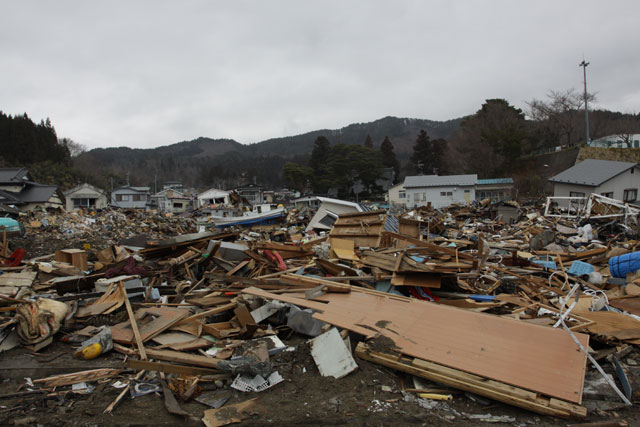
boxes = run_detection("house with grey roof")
[476,178,514,202]
[403,174,477,209]
[549,159,640,205]
[0,168,63,212]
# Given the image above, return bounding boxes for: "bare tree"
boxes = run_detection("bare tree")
[60,137,87,157]
[526,89,596,146]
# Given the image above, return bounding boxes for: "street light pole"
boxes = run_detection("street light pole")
[579,59,590,145]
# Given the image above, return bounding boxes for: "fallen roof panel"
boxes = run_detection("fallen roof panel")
[243,286,588,404]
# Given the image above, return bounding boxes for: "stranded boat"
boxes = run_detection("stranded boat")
[203,203,286,228]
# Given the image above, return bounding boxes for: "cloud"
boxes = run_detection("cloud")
[1,0,638,149]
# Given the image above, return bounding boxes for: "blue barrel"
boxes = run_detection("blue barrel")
[609,252,640,278]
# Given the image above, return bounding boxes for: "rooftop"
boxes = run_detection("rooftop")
[549,159,637,186]
[404,174,477,188]
[478,178,514,185]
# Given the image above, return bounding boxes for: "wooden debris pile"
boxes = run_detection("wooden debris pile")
[0,200,639,423]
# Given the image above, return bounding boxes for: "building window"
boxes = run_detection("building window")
[601,192,614,198]
[624,189,637,202]
[439,191,452,197]
[399,190,405,199]
[73,198,96,207]
[569,191,585,198]
[116,194,123,201]
[464,189,470,193]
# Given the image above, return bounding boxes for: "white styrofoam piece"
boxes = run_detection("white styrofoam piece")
[231,372,284,392]
[308,328,358,379]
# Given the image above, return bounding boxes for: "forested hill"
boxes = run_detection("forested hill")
[247,116,462,157]
[72,116,464,190]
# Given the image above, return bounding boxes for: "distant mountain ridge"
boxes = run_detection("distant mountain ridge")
[73,115,464,190]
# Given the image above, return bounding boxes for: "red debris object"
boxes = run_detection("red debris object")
[263,250,286,271]
[5,248,26,267]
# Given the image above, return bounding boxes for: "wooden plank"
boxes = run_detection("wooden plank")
[138,307,190,342]
[125,359,225,376]
[244,286,588,404]
[128,347,221,369]
[355,343,586,418]
[121,282,147,360]
[225,260,250,277]
[33,368,122,387]
[180,302,237,323]
[0,271,37,288]
[391,273,442,288]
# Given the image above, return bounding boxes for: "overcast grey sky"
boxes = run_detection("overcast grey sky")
[1,1,638,149]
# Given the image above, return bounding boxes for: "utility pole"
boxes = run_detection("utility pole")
[579,59,590,145]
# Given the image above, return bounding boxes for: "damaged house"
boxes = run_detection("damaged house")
[63,183,108,211]
[0,167,63,212]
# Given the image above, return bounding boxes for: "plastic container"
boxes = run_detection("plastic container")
[74,327,113,360]
[609,252,640,278]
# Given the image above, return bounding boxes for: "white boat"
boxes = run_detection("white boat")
[207,204,286,228]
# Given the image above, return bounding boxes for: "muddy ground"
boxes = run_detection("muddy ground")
[1,335,638,427]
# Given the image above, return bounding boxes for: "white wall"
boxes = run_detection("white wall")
[388,184,406,207]
[65,185,107,211]
[596,167,640,201]
[406,185,475,209]
[306,201,361,232]
[553,166,640,205]
[198,189,230,207]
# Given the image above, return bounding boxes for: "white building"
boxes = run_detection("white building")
[197,188,230,208]
[549,159,640,205]
[151,188,192,213]
[403,175,477,209]
[293,195,321,211]
[111,186,150,209]
[64,183,108,211]
[387,182,406,207]
[588,134,640,148]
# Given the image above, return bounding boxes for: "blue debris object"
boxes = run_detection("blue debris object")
[609,252,640,279]
[469,295,496,302]
[567,260,595,277]
[530,259,557,270]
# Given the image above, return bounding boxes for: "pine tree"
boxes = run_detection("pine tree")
[380,136,400,182]
[363,134,374,148]
[309,136,332,193]
[410,130,432,174]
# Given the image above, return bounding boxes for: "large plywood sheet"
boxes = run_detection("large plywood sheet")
[244,287,588,404]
